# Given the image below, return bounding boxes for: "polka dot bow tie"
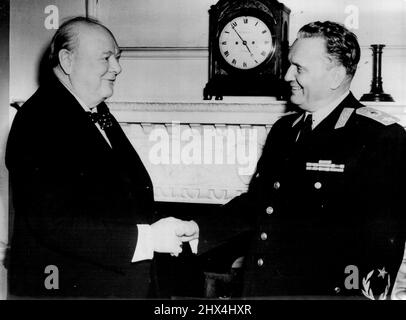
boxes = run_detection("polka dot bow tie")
[87,104,114,130]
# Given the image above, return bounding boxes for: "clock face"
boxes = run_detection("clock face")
[219,15,274,70]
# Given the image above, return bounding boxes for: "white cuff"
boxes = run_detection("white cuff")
[189,238,198,254]
[132,224,154,262]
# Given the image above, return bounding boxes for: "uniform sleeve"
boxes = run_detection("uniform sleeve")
[359,124,406,296]
[196,120,283,255]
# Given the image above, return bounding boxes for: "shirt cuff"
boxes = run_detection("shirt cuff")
[189,238,198,254]
[132,224,154,262]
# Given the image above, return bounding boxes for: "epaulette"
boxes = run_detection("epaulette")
[356,106,399,126]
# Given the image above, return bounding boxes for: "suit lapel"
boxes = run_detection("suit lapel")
[50,80,115,154]
[48,78,153,193]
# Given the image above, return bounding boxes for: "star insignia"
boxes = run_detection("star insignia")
[377,267,388,279]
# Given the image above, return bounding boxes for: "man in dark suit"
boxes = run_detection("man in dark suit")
[6,17,198,299]
[199,21,406,299]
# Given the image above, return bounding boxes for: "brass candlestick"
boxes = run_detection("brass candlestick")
[360,44,394,102]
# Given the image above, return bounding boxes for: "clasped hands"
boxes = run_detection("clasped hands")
[151,217,199,257]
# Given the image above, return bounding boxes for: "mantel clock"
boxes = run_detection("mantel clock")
[203,0,290,100]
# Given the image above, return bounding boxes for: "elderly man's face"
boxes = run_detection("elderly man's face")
[284,37,337,112]
[69,26,121,108]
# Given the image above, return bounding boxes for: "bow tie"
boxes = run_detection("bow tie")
[87,104,114,130]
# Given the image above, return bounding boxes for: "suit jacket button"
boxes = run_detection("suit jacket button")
[314,182,322,189]
[260,232,268,240]
[257,258,264,267]
[266,206,274,215]
[273,181,280,190]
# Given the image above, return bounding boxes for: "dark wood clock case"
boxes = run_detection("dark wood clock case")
[203,0,290,100]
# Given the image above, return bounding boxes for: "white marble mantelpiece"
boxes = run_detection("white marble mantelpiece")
[108,99,289,125]
[108,100,288,204]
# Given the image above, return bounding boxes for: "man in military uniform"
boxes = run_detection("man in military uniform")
[201,21,406,299]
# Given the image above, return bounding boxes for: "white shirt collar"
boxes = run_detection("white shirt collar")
[307,90,350,129]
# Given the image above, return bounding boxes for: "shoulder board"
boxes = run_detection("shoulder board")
[356,107,399,126]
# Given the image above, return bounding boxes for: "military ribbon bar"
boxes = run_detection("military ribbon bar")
[306,160,345,172]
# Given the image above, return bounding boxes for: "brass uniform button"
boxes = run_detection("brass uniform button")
[314,182,322,189]
[273,181,280,190]
[260,232,268,241]
[257,258,264,267]
[266,206,274,215]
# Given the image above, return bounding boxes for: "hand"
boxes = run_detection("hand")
[175,220,199,255]
[175,220,199,243]
[150,217,198,256]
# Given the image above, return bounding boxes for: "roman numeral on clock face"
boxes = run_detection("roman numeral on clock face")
[218,15,274,70]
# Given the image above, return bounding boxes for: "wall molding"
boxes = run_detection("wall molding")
[117,45,406,60]
[120,46,208,60]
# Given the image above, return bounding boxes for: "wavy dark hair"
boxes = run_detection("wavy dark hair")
[48,16,117,68]
[298,21,360,77]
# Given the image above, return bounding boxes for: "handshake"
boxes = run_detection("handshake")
[151,217,199,257]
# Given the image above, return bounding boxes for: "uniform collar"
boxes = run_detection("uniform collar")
[292,91,350,129]
[309,91,350,129]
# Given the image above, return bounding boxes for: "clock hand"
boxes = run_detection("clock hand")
[232,26,245,42]
[244,42,254,56]
[232,26,254,57]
